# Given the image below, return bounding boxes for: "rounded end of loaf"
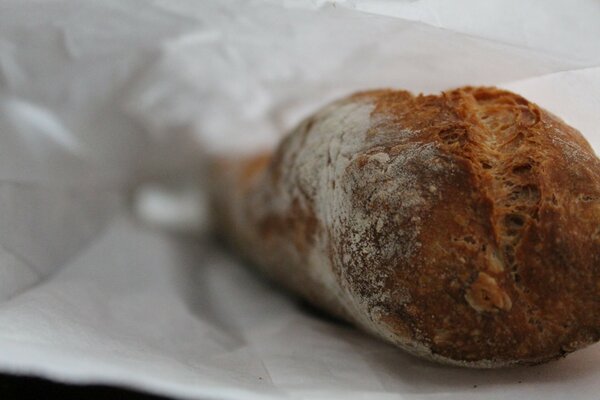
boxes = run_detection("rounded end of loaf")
[332,87,600,367]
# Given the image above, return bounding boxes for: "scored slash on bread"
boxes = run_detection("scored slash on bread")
[209,87,600,368]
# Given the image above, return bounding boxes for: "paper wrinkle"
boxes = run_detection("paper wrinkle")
[265,0,600,66]
[0,241,40,303]
[0,40,26,90]
[330,0,600,65]
[0,91,91,186]
[0,184,121,303]
[0,1,599,399]
[0,97,82,153]
[126,1,593,156]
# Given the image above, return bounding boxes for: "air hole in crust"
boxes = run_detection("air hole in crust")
[509,184,540,203]
[512,272,521,283]
[505,214,525,230]
[439,128,465,145]
[504,245,516,265]
[463,235,476,244]
[579,194,595,202]
[512,163,532,174]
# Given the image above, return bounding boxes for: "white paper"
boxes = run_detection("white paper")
[0,1,599,399]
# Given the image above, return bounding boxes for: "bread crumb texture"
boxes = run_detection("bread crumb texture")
[214,87,600,367]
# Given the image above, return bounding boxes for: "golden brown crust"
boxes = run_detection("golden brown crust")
[210,87,600,367]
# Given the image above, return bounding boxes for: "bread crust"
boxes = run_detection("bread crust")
[210,87,600,367]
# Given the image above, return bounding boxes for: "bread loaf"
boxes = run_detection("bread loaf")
[210,87,600,367]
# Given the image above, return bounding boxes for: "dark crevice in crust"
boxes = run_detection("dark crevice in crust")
[459,88,543,287]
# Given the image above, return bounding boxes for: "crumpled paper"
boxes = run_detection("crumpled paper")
[0,1,598,399]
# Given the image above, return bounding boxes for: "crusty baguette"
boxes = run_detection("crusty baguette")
[209,87,600,367]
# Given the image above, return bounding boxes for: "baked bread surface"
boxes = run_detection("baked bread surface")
[211,87,600,367]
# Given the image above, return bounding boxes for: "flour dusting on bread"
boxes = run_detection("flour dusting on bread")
[210,87,600,368]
